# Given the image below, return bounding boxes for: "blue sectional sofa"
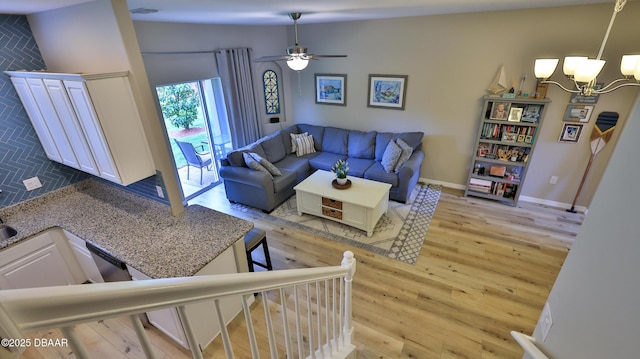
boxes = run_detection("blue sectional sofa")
[219,124,425,212]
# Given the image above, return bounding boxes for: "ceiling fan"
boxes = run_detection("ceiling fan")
[254,13,347,71]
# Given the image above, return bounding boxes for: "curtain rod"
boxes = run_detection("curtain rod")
[141,48,252,56]
[141,50,216,56]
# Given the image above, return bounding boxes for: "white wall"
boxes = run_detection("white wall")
[527,93,640,358]
[286,3,640,207]
[27,0,184,214]
[133,21,292,134]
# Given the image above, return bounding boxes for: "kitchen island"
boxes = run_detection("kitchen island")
[0,179,254,279]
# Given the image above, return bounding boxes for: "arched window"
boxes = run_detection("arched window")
[263,70,280,115]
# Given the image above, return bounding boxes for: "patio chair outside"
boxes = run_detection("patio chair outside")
[173,139,213,185]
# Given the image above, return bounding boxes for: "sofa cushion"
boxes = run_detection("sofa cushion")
[345,157,375,177]
[280,125,300,154]
[348,130,376,159]
[375,132,395,161]
[394,138,414,172]
[381,140,402,173]
[272,169,298,193]
[248,152,282,176]
[364,162,399,187]
[393,132,424,151]
[297,124,325,151]
[227,142,267,167]
[243,152,271,177]
[275,154,313,179]
[260,133,287,163]
[322,127,349,155]
[295,135,316,156]
[309,152,346,171]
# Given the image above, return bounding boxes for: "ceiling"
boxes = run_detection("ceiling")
[0,0,627,25]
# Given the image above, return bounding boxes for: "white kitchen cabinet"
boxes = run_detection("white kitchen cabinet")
[0,231,77,290]
[41,78,100,176]
[64,230,104,284]
[4,70,155,185]
[9,77,63,164]
[128,242,247,351]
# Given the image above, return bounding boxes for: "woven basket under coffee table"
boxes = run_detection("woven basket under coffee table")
[293,170,391,237]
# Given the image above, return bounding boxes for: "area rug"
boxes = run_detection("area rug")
[231,183,441,265]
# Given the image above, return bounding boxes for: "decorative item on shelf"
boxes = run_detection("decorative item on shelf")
[488,65,508,95]
[533,0,640,96]
[331,159,350,186]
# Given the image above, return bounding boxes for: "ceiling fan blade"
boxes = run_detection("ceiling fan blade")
[254,55,291,62]
[307,54,348,59]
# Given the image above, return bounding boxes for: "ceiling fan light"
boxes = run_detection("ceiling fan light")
[574,59,605,82]
[534,59,559,79]
[287,57,309,71]
[563,56,588,76]
[620,55,640,76]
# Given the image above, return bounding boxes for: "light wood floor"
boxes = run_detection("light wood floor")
[19,185,582,358]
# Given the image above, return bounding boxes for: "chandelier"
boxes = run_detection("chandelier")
[534,0,640,96]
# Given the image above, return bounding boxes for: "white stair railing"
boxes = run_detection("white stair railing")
[511,331,550,359]
[0,251,356,359]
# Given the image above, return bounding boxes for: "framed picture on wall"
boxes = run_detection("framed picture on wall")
[558,123,584,143]
[315,74,347,106]
[563,104,594,122]
[367,74,408,110]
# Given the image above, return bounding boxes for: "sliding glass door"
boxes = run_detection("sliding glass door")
[156,78,232,200]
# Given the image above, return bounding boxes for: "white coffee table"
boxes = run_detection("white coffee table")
[294,170,392,237]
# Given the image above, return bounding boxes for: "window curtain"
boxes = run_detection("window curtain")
[215,48,262,148]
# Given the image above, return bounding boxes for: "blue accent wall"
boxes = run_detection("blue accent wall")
[0,15,169,209]
[0,15,90,208]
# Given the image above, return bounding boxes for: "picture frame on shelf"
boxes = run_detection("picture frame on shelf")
[367,74,408,110]
[521,104,541,123]
[508,107,523,122]
[315,73,347,106]
[525,135,533,144]
[563,104,593,122]
[558,123,584,143]
[489,101,510,120]
[517,134,526,142]
[501,132,517,142]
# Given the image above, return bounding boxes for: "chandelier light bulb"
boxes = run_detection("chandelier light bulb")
[620,55,640,76]
[574,59,606,83]
[534,59,559,79]
[563,56,588,76]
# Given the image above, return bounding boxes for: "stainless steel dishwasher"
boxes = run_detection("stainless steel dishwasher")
[85,242,132,282]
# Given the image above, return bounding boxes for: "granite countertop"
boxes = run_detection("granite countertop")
[0,180,254,278]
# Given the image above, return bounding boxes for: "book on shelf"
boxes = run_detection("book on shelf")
[469,178,492,193]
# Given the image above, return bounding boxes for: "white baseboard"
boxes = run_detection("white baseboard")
[420,177,466,190]
[518,195,588,214]
[421,177,588,214]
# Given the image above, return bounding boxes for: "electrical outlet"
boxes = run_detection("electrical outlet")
[156,185,164,198]
[23,177,43,191]
[550,176,559,184]
[540,302,553,341]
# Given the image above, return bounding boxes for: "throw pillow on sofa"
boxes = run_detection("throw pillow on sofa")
[290,132,309,153]
[381,140,402,173]
[394,138,414,172]
[295,135,316,157]
[243,152,272,178]
[248,152,282,176]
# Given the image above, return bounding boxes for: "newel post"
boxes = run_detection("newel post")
[341,250,356,346]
